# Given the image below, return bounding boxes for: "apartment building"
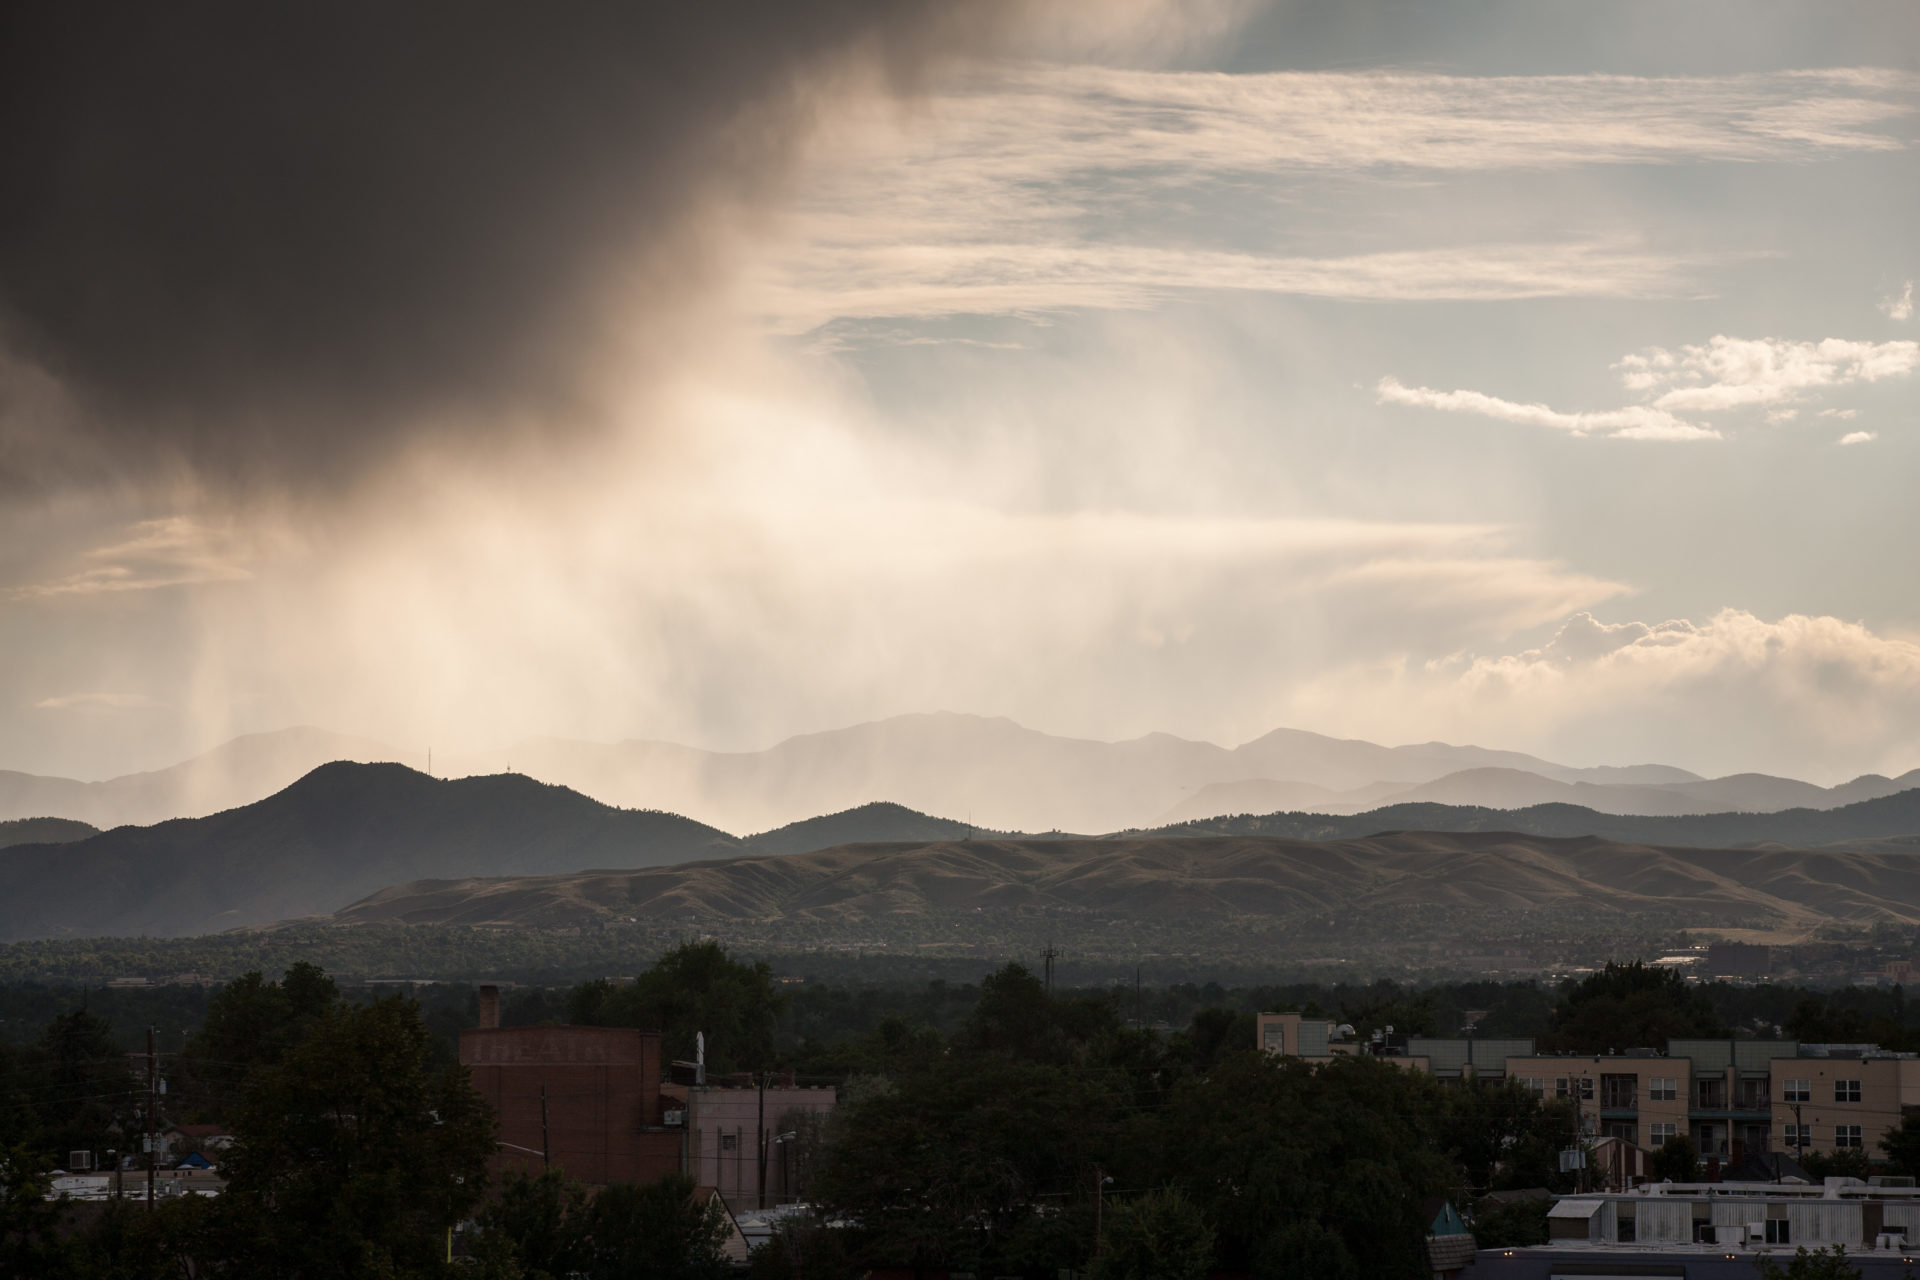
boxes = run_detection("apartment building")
[1504,1052,1695,1155]
[1771,1046,1920,1162]
[1259,1015,1920,1163]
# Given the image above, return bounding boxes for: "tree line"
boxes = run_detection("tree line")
[9,949,1920,1277]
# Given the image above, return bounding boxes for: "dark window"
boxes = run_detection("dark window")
[1766,1220,1791,1244]
[1835,1080,1862,1103]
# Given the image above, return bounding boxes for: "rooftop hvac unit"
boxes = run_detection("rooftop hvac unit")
[67,1150,93,1171]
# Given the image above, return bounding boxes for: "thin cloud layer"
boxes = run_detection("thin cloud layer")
[763,65,1913,327]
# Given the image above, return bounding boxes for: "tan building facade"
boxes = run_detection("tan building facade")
[1771,1052,1920,1161]
[1258,1015,1920,1164]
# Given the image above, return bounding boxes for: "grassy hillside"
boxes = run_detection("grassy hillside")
[335,829,1920,934]
[743,801,985,855]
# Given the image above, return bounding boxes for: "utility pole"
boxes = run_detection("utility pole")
[756,1073,768,1210]
[1041,941,1058,993]
[540,1081,551,1171]
[145,1027,157,1211]
[1095,1165,1108,1257]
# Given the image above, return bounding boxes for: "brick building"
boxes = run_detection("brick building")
[458,989,683,1186]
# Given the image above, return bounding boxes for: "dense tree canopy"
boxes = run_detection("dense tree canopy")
[566,940,784,1073]
[1545,961,1724,1052]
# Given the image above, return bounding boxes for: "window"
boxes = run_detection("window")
[1605,1122,1638,1144]
[1577,1077,1594,1101]
[1836,1125,1863,1148]
[1784,1124,1811,1149]
[1765,1220,1792,1245]
[1783,1079,1811,1102]
[720,1133,737,1151]
[1651,1122,1678,1144]
[1555,1078,1570,1099]
[1650,1077,1677,1101]
[1835,1079,1862,1103]
[1521,1077,1545,1095]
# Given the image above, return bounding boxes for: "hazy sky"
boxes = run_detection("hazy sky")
[3,0,1917,783]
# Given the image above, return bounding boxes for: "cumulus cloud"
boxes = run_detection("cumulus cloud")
[1375,377,1719,441]
[1839,430,1878,445]
[1288,610,1920,780]
[1885,281,1915,321]
[1618,336,1919,412]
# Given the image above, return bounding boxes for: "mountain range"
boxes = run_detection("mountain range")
[7,760,1920,940]
[6,714,1913,835]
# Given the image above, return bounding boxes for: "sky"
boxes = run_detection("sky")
[2,0,1917,784]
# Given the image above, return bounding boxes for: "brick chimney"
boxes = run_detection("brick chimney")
[478,984,501,1030]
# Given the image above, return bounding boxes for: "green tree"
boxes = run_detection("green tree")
[1882,1113,1920,1180]
[811,1055,1117,1274]
[1800,1147,1871,1181]
[1545,961,1724,1053]
[1470,1197,1550,1249]
[1443,1079,1574,1192]
[179,962,340,1114]
[1167,1052,1448,1279]
[1089,1189,1213,1280]
[1253,1220,1356,1280]
[212,995,496,1277]
[567,942,783,1073]
[472,1168,589,1279]
[1649,1133,1701,1183]
[34,1008,140,1165]
[0,1144,73,1278]
[572,1175,730,1280]
[1756,1244,1863,1280]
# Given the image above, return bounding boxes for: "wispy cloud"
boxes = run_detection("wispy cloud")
[1382,333,1917,442]
[1838,430,1878,445]
[1375,376,1717,441]
[10,518,253,600]
[34,692,162,711]
[1884,281,1915,321]
[763,65,1914,327]
[766,240,1718,331]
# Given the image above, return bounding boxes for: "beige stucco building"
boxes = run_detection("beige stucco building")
[1258,1014,1920,1163]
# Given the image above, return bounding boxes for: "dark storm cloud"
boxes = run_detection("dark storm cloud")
[0,1,1006,491]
